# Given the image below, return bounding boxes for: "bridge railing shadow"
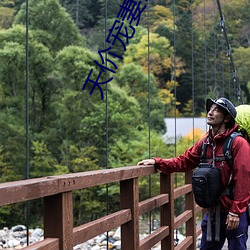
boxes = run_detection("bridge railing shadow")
[0,165,204,250]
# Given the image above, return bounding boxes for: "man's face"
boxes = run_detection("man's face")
[207,104,226,127]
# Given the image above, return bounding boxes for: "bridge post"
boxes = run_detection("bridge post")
[120,178,139,250]
[43,192,73,250]
[185,171,197,250]
[160,173,174,250]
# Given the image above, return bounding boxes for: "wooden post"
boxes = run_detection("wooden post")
[160,173,174,250]
[120,178,139,250]
[185,171,196,250]
[44,192,73,250]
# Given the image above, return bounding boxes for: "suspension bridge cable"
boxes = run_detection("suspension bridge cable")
[191,0,195,144]
[147,0,152,234]
[25,0,30,245]
[104,0,109,247]
[173,1,177,157]
[203,0,207,97]
[172,0,179,245]
[218,32,225,96]
[213,0,217,94]
[216,0,242,103]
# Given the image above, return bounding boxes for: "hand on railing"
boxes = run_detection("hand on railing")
[137,159,155,166]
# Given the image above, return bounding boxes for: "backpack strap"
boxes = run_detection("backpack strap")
[223,132,242,200]
[200,142,208,163]
[223,131,242,169]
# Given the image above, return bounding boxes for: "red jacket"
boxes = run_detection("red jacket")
[154,124,250,216]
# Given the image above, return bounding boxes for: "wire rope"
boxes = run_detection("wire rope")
[147,0,152,234]
[191,0,195,145]
[213,0,217,94]
[104,0,109,247]
[25,0,30,245]
[203,0,207,98]
[215,0,242,104]
[172,0,179,245]
[173,1,177,159]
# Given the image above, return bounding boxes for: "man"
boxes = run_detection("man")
[138,97,250,250]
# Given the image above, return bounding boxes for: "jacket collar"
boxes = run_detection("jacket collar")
[206,124,239,143]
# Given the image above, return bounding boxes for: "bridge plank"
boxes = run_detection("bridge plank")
[175,236,193,250]
[0,165,156,206]
[73,209,131,245]
[0,177,59,206]
[140,226,169,250]
[57,165,156,192]
[174,184,192,199]
[174,210,192,229]
[22,238,59,250]
[139,194,169,215]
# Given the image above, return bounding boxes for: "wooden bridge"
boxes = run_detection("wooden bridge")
[0,165,204,250]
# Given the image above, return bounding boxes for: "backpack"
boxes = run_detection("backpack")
[235,105,250,142]
[192,131,241,208]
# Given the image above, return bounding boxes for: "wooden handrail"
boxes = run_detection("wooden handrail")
[0,165,203,250]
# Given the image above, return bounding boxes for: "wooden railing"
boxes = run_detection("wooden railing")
[0,165,203,250]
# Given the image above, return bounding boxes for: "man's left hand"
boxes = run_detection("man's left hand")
[226,213,240,230]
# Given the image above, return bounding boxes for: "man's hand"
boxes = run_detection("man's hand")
[137,159,155,166]
[226,213,240,230]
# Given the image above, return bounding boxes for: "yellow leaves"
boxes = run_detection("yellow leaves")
[153,5,173,18]
[184,128,205,142]
[158,88,174,105]
[125,33,174,76]
[143,5,174,32]
[0,7,14,29]
[166,80,180,90]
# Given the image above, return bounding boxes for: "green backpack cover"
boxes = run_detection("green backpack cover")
[235,105,250,140]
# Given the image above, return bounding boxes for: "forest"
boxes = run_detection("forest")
[0,0,249,228]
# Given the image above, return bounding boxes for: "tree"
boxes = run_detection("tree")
[115,62,166,132]
[0,6,15,29]
[61,0,102,29]
[234,46,250,102]
[14,0,84,52]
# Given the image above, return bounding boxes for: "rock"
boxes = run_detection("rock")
[113,227,120,240]
[7,239,20,247]
[11,226,26,232]
[0,224,187,249]
[30,228,43,238]
[91,245,101,250]
[0,230,7,238]
[95,234,106,243]
[108,236,116,243]
[113,240,121,249]
[107,231,114,237]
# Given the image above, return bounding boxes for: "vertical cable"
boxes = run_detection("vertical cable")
[213,0,217,94]
[191,0,195,145]
[172,0,179,244]
[25,0,30,245]
[173,0,177,157]
[105,0,109,247]
[228,64,231,100]
[203,0,207,98]
[220,38,225,96]
[147,0,152,234]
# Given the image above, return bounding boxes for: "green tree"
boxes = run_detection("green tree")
[115,62,166,132]
[14,0,84,52]
[0,7,15,29]
[61,0,102,29]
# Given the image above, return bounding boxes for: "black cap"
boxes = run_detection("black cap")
[206,97,237,119]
